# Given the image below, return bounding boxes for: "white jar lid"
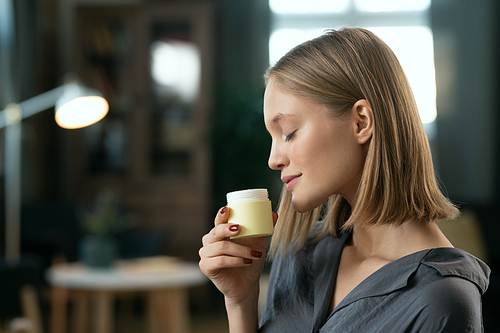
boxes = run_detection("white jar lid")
[226,188,269,204]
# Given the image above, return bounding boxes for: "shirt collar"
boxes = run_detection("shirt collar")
[312,232,350,332]
[331,247,429,315]
[312,234,491,330]
[421,247,490,294]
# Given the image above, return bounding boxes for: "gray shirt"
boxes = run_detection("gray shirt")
[259,232,490,332]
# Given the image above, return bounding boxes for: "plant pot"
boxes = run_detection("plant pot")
[79,235,118,268]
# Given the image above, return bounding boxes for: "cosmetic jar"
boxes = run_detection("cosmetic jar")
[226,189,274,239]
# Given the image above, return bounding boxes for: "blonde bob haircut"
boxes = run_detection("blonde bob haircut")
[265,27,459,257]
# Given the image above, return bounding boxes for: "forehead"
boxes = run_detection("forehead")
[263,79,299,125]
[264,78,327,128]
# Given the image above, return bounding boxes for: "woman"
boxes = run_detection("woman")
[199,28,490,332]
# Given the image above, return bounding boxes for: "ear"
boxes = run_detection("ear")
[351,99,373,144]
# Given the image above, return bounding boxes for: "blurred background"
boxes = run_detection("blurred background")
[0,0,499,332]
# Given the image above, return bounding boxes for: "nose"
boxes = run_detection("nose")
[268,140,288,170]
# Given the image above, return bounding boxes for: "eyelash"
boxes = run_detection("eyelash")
[285,131,296,142]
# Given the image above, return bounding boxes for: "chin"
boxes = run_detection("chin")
[291,197,322,214]
[292,204,309,214]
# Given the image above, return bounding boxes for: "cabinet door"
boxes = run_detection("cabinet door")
[68,3,213,259]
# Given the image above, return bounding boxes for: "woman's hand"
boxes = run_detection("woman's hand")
[199,206,277,306]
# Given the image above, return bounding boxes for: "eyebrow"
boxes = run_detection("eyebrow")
[272,113,293,123]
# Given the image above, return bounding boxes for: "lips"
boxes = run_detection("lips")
[281,174,301,190]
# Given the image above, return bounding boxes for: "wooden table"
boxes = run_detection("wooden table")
[46,256,207,333]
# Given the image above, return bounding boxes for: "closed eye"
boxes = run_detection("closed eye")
[285,131,296,142]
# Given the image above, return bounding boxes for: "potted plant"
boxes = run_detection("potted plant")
[79,189,133,268]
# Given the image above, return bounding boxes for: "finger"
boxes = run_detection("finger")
[214,206,230,227]
[202,223,240,246]
[199,255,254,276]
[272,211,278,226]
[201,240,263,261]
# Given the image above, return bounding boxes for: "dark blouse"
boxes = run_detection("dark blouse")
[259,232,490,332]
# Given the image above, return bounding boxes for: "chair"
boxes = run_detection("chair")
[0,256,44,333]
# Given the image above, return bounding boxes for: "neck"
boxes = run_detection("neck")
[350,221,453,261]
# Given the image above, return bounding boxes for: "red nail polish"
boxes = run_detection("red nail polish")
[243,258,253,264]
[229,225,239,232]
[251,250,262,258]
[220,206,227,214]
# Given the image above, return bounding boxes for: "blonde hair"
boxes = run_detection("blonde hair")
[266,27,459,257]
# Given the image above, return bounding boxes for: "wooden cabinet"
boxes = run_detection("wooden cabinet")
[66,2,214,259]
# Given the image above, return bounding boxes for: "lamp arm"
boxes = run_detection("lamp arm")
[0,85,64,128]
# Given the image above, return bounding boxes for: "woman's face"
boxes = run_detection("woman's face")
[264,78,368,212]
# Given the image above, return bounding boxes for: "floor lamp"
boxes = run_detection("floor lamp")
[0,78,109,260]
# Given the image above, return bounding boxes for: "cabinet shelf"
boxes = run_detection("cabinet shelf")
[66,2,214,259]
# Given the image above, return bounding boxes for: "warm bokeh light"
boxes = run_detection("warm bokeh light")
[55,96,109,129]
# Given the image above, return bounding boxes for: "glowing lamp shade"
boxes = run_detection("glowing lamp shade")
[56,96,108,129]
[0,69,110,259]
[55,83,109,129]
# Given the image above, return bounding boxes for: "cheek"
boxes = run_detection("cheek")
[320,130,363,178]
[289,134,319,165]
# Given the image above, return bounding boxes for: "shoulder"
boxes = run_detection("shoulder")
[410,275,483,332]
[421,247,490,295]
[409,248,490,332]
[418,274,482,312]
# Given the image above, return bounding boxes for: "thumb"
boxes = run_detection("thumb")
[272,211,279,226]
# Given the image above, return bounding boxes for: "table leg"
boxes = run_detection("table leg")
[50,286,68,333]
[94,291,114,333]
[158,289,189,333]
[20,285,43,333]
[147,292,160,333]
[72,290,89,333]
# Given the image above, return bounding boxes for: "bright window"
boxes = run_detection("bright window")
[269,0,437,126]
[354,0,430,12]
[270,0,349,14]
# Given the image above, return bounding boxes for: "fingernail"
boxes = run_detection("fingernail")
[229,225,239,232]
[220,206,227,214]
[243,258,253,264]
[251,250,262,258]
